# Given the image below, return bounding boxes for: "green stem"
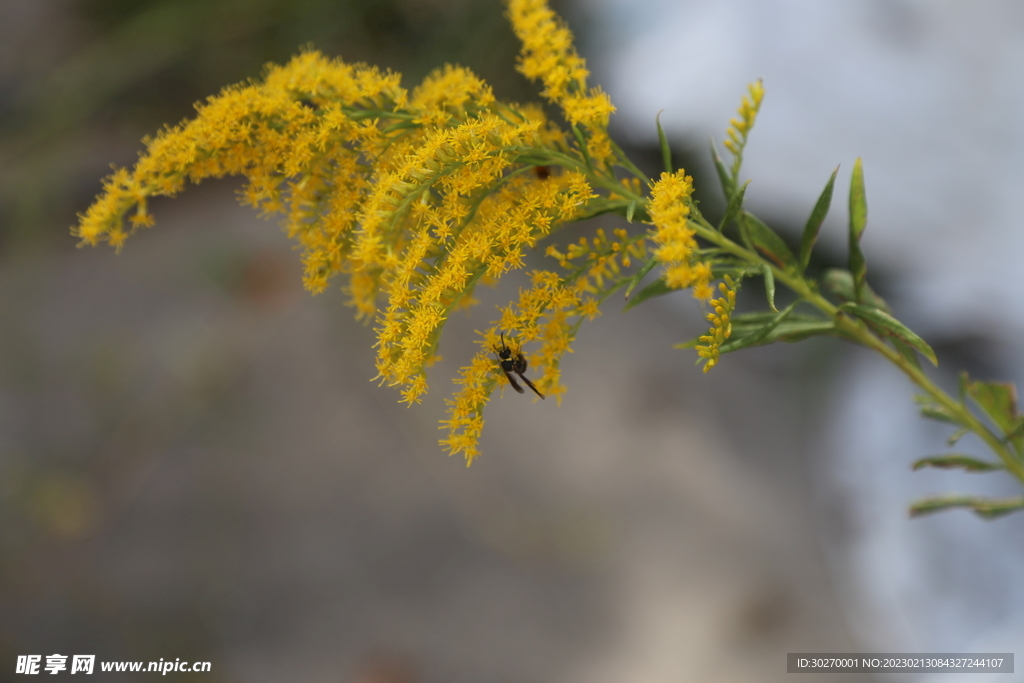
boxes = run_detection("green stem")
[567,140,1024,492]
[681,211,1024,485]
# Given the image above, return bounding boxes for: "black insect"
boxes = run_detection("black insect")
[494,334,545,399]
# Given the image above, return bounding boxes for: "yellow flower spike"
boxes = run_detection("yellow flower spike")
[441,350,500,464]
[400,374,429,406]
[505,0,616,166]
[694,276,739,373]
[723,79,765,162]
[648,170,715,301]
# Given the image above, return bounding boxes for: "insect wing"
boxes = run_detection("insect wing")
[516,372,545,399]
[502,369,526,393]
[511,354,545,399]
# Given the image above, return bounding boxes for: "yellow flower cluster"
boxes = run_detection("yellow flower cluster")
[76,51,406,256]
[442,271,581,464]
[648,171,713,301]
[695,275,738,372]
[75,0,668,465]
[546,227,646,292]
[506,0,616,164]
[441,225,646,463]
[723,79,765,157]
[376,166,596,404]
[73,43,602,409]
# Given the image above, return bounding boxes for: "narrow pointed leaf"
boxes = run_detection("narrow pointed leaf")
[623,256,658,300]
[719,301,797,353]
[720,307,837,351]
[730,310,829,334]
[656,111,672,174]
[849,158,868,239]
[718,179,750,231]
[710,141,736,200]
[909,495,1024,519]
[912,454,1003,472]
[768,321,838,343]
[571,124,592,169]
[731,311,809,325]
[967,380,1018,434]
[761,263,777,312]
[919,405,959,424]
[822,269,890,311]
[687,319,834,351]
[946,427,970,446]
[623,277,673,311]
[799,166,839,271]
[842,303,937,366]
[848,158,868,300]
[1005,417,1024,456]
[609,138,650,184]
[891,337,922,371]
[739,212,798,271]
[967,380,1024,456]
[914,394,965,425]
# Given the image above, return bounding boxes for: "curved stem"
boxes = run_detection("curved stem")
[682,211,1024,485]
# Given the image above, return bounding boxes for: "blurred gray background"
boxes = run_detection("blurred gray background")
[1,1,1021,682]
[580,0,1024,669]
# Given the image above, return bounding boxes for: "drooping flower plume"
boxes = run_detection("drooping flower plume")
[75,0,763,464]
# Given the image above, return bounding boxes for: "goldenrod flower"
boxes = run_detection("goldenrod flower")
[648,171,713,301]
[73,1,652,465]
[506,0,616,164]
[695,276,738,372]
[724,79,765,157]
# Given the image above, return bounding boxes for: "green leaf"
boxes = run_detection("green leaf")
[656,111,672,174]
[958,370,970,403]
[688,319,833,351]
[571,124,592,169]
[913,394,965,426]
[626,200,637,223]
[919,405,959,424]
[729,310,835,344]
[1004,418,1024,455]
[730,310,823,328]
[822,269,890,311]
[718,301,798,353]
[761,263,777,312]
[718,179,750,232]
[848,158,868,301]
[891,337,922,371]
[623,256,658,300]
[842,303,937,366]
[739,212,798,271]
[624,277,673,311]
[822,269,854,302]
[912,454,1003,472]
[710,141,736,200]
[799,166,839,272]
[966,379,1024,454]
[967,379,1018,435]
[909,495,1024,519]
[946,427,970,446]
[768,321,838,343]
